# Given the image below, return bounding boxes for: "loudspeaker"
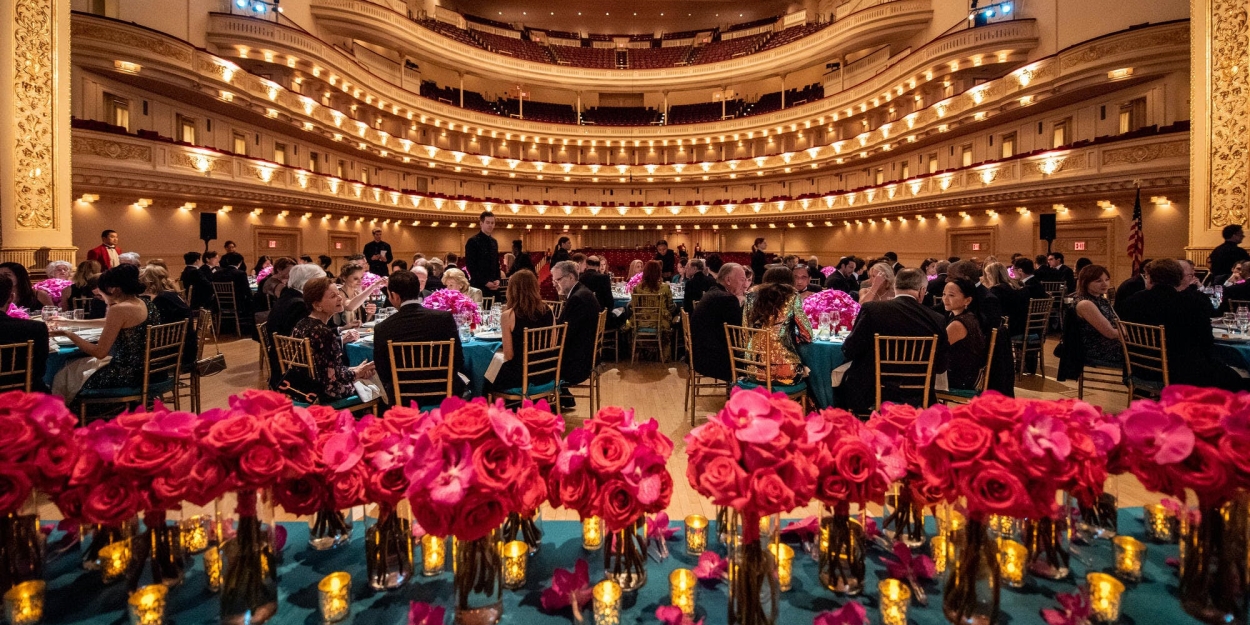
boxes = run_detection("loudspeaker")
[199,212,218,242]
[1039,213,1056,240]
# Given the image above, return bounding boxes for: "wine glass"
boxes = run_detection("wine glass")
[1237,307,1250,335]
[1224,313,1238,334]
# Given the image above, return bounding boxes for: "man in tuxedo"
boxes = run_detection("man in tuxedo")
[1114,259,1151,317]
[884,251,904,274]
[1220,261,1250,313]
[264,264,325,389]
[682,258,716,314]
[807,256,824,287]
[86,230,122,270]
[465,211,501,299]
[580,256,625,332]
[825,257,860,296]
[211,252,255,335]
[363,228,393,277]
[1013,258,1050,302]
[180,252,215,311]
[839,269,950,414]
[691,263,750,382]
[372,270,466,406]
[1120,259,1248,391]
[924,260,951,309]
[1179,259,1218,318]
[0,274,49,392]
[1047,252,1076,294]
[1209,224,1250,283]
[200,251,220,281]
[794,264,823,295]
[552,261,602,409]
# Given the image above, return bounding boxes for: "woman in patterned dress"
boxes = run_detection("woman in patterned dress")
[742,266,814,385]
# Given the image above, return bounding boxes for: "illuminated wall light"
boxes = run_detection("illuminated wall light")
[986,210,998,218]
[113,60,142,74]
[219,205,232,214]
[959,211,970,219]
[936,213,945,220]
[974,112,987,121]
[939,177,953,191]
[177,202,195,211]
[219,90,234,102]
[1097,200,1117,210]
[77,193,100,204]
[131,198,152,210]
[1108,67,1134,80]
[250,208,263,216]
[1039,158,1063,176]
[980,169,996,184]
[916,215,926,222]
[1016,207,1030,215]
[302,212,312,220]
[1020,95,1035,106]
[277,210,289,218]
[1151,196,1172,208]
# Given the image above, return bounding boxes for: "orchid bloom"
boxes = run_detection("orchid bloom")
[646,512,678,542]
[813,602,867,625]
[408,602,447,625]
[139,408,198,440]
[85,420,129,463]
[884,541,936,582]
[693,551,728,581]
[910,404,951,447]
[656,605,704,625]
[781,516,820,539]
[323,428,364,473]
[1019,412,1073,462]
[715,388,781,444]
[1120,404,1195,464]
[1041,587,1091,625]
[540,559,592,612]
[489,402,532,449]
[860,428,908,482]
[555,429,593,475]
[405,437,474,506]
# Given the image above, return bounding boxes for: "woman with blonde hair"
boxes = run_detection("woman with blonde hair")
[140,264,196,367]
[626,259,645,280]
[631,260,675,332]
[35,260,74,308]
[68,260,103,317]
[490,270,554,392]
[441,267,483,304]
[857,262,896,303]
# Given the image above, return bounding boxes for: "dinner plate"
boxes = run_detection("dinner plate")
[473,331,503,341]
[1214,328,1250,342]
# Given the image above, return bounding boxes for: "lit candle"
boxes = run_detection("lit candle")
[669,568,696,617]
[878,578,912,625]
[98,539,131,584]
[937,507,966,536]
[127,584,168,625]
[1112,536,1145,582]
[422,535,446,576]
[501,540,529,589]
[180,515,209,554]
[3,581,44,625]
[1087,572,1126,623]
[204,545,223,592]
[819,520,830,553]
[768,543,794,592]
[685,515,708,555]
[1143,504,1176,543]
[317,572,351,623]
[592,579,622,625]
[583,516,604,551]
[931,535,949,574]
[998,539,1028,588]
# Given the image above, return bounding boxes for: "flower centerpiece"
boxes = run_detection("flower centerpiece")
[422,288,482,326]
[807,407,906,595]
[821,266,837,278]
[502,400,565,553]
[802,289,860,333]
[684,387,820,625]
[624,272,644,293]
[866,404,941,548]
[255,266,273,283]
[5,304,29,320]
[550,406,674,593]
[274,406,366,550]
[359,405,424,591]
[1115,386,1250,624]
[55,419,142,575]
[32,279,71,306]
[360,271,386,292]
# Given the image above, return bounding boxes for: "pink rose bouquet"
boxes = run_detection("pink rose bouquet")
[802,289,860,331]
[255,266,273,283]
[360,271,385,290]
[422,288,482,326]
[0,392,80,515]
[504,400,565,549]
[821,265,837,278]
[5,304,29,320]
[32,278,71,304]
[625,271,644,293]
[274,406,366,549]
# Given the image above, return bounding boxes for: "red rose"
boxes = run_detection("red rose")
[115,435,187,475]
[238,443,286,484]
[964,465,1028,515]
[517,405,561,434]
[472,439,526,491]
[1167,402,1227,439]
[83,477,141,526]
[596,479,641,532]
[591,407,632,430]
[266,408,315,449]
[651,470,674,512]
[1220,434,1250,478]
[689,422,742,460]
[555,469,594,513]
[205,416,262,455]
[436,402,492,442]
[0,416,38,460]
[530,433,561,470]
[331,465,367,509]
[187,454,231,505]
[274,476,329,516]
[231,389,293,420]
[871,403,920,438]
[369,466,409,505]
[0,465,32,515]
[52,486,87,522]
[588,429,633,474]
[381,406,426,434]
[750,471,796,515]
[833,440,876,484]
[966,393,1027,431]
[934,419,992,467]
[150,470,195,507]
[517,470,548,513]
[1178,441,1231,505]
[697,456,749,505]
[638,421,675,460]
[454,493,508,542]
[306,405,342,430]
[33,440,77,483]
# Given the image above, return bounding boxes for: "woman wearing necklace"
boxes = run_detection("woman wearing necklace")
[291,277,376,401]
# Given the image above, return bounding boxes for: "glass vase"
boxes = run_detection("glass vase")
[0,495,43,595]
[220,490,278,625]
[308,507,353,551]
[125,510,188,591]
[1179,495,1250,625]
[818,504,865,595]
[716,507,733,547]
[1076,493,1118,540]
[727,511,779,625]
[80,519,138,571]
[882,482,928,548]
[942,516,1000,625]
[453,527,503,625]
[501,511,543,555]
[1022,514,1071,580]
[604,517,648,593]
[364,501,414,590]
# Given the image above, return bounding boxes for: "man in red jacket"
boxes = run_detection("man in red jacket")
[86,229,122,269]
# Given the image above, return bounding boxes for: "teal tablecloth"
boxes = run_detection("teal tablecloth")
[42,510,1200,625]
[44,346,84,389]
[613,297,684,310]
[799,340,846,409]
[1214,337,1250,370]
[346,337,502,397]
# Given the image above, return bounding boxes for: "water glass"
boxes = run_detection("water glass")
[1238,307,1250,335]
[1225,313,1238,334]
[41,307,59,323]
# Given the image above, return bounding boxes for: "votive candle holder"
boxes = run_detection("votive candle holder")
[98,539,131,584]
[684,515,708,555]
[1112,536,1146,582]
[878,578,912,625]
[1143,504,1176,543]
[179,515,210,554]
[501,540,529,589]
[127,584,168,625]
[1087,572,1126,623]
[3,581,45,625]
[583,516,604,551]
[931,535,949,574]
[998,539,1028,588]
[592,579,622,625]
[768,543,794,592]
[317,572,351,623]
[422,535,446,576]
[669,568,696,618]
[204,545,223,592]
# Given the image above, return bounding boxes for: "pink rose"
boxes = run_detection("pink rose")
[0,465,32,514]
[530,433,561,470]
[591,406,633,430]
[596,479,641,532]
[115,435,188,474]
[33,440,77,482]
[554,468,594,513]
[237,443,286,483]
[204,416,262,455]
[834,440,876,484]
[471,439,525,491]
[0,416,38,460]
[453,493,508,542]
[934,419,992,467]
[83,478,141,526]
[436,401,492,442]
[588,429,633,474]
[964,465,1029,515]
[330,465,367,508]
[694,456,748,505]
[966,392,1027,431]
[750,471,796,515]
[274,476,329,516]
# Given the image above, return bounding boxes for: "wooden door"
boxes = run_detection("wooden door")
[254,227,301,263]
[328,232,359,275]
[946,226,997,261]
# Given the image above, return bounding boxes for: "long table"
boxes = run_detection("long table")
[42,510,1201,625]
[346,336,502,397]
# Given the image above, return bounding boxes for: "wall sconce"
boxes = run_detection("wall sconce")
[114,60,141,74]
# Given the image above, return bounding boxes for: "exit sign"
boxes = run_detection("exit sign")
[335,242,342,250]
[971,243,981,251]
[1074,241,1086,251]
[268,240,276,248]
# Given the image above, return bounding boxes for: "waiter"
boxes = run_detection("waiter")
[363,227,393,277]
[465,211,501,298]
[654,240,677,279]
[87,229,122,269]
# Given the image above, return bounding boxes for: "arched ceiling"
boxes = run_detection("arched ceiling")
[435,0,808,35]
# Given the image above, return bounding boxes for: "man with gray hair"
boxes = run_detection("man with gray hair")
[839,268,949,413]
[264,263,327,388]
[118,252,141,266]
[691,263,750,382]
[552,259,601,408]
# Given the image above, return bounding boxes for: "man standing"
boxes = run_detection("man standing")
[363,228,393,277]
[552,260,602,409]
[180,252,215,311]
[87,230,122,269]
[681,258,716,314]
[465,211,501,298]
[691,263,750,382]
[654,240,677,279]
[373,270,466,405]
[1210,225,1250,282]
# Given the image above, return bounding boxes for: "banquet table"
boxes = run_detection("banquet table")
[1212,327,1250,371]
[40,509,1202,625]
[799,339,846,409]
[345,335,502,397]
[613,296,685,310]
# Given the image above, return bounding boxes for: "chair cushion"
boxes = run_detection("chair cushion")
[734,378,808,396]
[496,380,559,396]
[294,395,371,410]
[1010,333,1042,342]
[1128,376,1164,391]
[939,387,979,399]
[78,378,176,400]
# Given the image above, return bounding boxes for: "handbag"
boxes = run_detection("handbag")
[277,368,321,405]
[195,332,228,376]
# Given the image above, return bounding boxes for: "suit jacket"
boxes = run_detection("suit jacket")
[924,273,947,309]
[0,315,49,392]
[1114,276,1146,317]
[180,266,215,310]
[557,282,602,385]
[1120,286,1241,389]
[801,284,825,295]
[691,286,743,382]
[1222,280,1250,314]
[683,272,717,314]
[976,284,1016,396]
[86,244,121,270]
[465,232,500,292]
[826,272,860,296]
[373,302,466,406]
[840,295,950,414]
[580,270,613,312]
[264,289,307,389]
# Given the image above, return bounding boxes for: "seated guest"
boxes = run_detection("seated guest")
[949,259,1013,395]
[840,269,949,413]
[390,259,409,274]
[259,257,296,306]
[632,261,675,333]
[706,254,724,274]
[580,256,622,329]
[140,265,197,371]
[413,265,430,295]
[552,260,602,408]
[1221,260,1250,313]
[266,264,325,389]
[626,259,644,280]
[794,264,823,296]
[857,262,896,304]
[1060,264,1124,373]
[1120,259,1247,391]
[179,252,215,311]
[0,274,49,392]
[317,255,334,279]
[441,267,483,305]
[34,261,73,309]
[335,264,386,327]
[199,251,219,280]
[983,262,1025,334]
[942,279,987,390]
[508,241,535,277]
[1179,259,1218,318]
[373,270,466,405]
[826,257,861,296]
[211,252,254,333]
[426,258,446,291]
[1013,257,1049,302]
[807,256,824,287]
[290,278,376,402]
[490,270,555,393]
[252,256,272,279]
[0,263,41,312]
[51,265,159,403]
[924,260,951,308]
[742,267,814,386]
[682,258,715,314]
[692,263,749,382]
[118,252,141,267]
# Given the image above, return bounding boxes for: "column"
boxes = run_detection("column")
[780,74,786,108]
[458,73,464,107]
[0,0,74,267]
[662,91,668,124]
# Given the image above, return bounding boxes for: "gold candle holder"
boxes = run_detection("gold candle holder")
[768,543,794,592]
[1112,536,1146,582]
[1087,572,1126,623]
[937,507,966,536]
[3,581,44,625]
[422,535,446,576]
[684,515,708,555]
[819,520,830,553]
[317,572,352,623]
[501,540,529,589]
[931,535,949,574]
[1143,504,1176,543]
[669,568,696,618]
[127,584,168,625]
[179,515,210,554]
[98,539,131,584]
[204,545,223,592]
[592,579,622,625]
[583,516,604,551]
[878,578,912,625]
[998,539,1028,588]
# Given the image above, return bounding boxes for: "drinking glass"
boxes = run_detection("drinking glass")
[73,309,85,321]
[41,307,59,323]
[818,313,833,340]
[1238,307,1250,335]
[1224,313,1238,334]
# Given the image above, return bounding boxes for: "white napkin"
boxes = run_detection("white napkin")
[485,351,507,383]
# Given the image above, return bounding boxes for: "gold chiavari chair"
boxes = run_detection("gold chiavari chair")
[937,328,998,405]
[387,340,458,409]
[78,320,187,422]
[1013,298,1053,376]
[0,341,35,392]
[212,282,242,336]
[565,311,607,415]
[873,334,939,411]
[543,300,564,320]
[184,309,220,412]
[255,321,271,389]
[489,324,567,416]
[1119,321,1169,400]
[630,292,668,363]
[724,324,808,408]
[682,310,728,425]
[273,335,379,414]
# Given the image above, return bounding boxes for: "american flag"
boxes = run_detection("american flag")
[1127,187,1144,274]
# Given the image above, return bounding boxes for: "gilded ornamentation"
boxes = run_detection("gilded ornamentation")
[169,151,228,173]
[1021,153,1087,177]
[1207,0,1250,227]
[70,21,192,63]
[1101,141,1189,166]
[72,137,153,162]
[14,0,55,229]
[1060,26,1189,70]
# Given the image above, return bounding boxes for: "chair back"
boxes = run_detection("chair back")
[1119,321,1169,390]
[183,285,194,308]
[631,292,666,332]
[873,334,939,410]
[1023,298,1053,336]
[0,341,34,392]
[212,282,238,312]
[387,340,457,408]
[974,327,999,393]
[724,324,775,389]
[1042,281,1066,297]
[520,324,567,394]
[681,309,696,369]
[71,296,94,312]
[273,335,316,376]
[543,300,564,320]
[481,296,495,311]
[1228,299,1250,312]
[195,309,215,360]
[593,309,607,368]
[144,320,188,396]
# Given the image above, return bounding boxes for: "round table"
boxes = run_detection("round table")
[798,339,846,409]
[613,296,684,310]
[346,336,502,397]
[44,345,85,390]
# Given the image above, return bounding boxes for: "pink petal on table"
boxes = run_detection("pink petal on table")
[693,551,728,581]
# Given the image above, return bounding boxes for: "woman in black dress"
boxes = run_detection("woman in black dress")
[0,263,42,312]
[941,279,988,390]
[750,238,768,285]
[290,277,376,401]
[490,269,554,392]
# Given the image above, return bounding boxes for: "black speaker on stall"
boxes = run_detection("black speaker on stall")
[1039,213,1057,241]
[200,212,218,254]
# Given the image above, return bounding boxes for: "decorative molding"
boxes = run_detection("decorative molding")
[1101,140,1189,166]
[168,151,228,173]
[13,0,56,230]
[0,248,78,267]
[1059,27,1190,70]
[71,136,153,162]
[70,20,191,63]
[1207,0,1250,228]
[1020,153,1088,177]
